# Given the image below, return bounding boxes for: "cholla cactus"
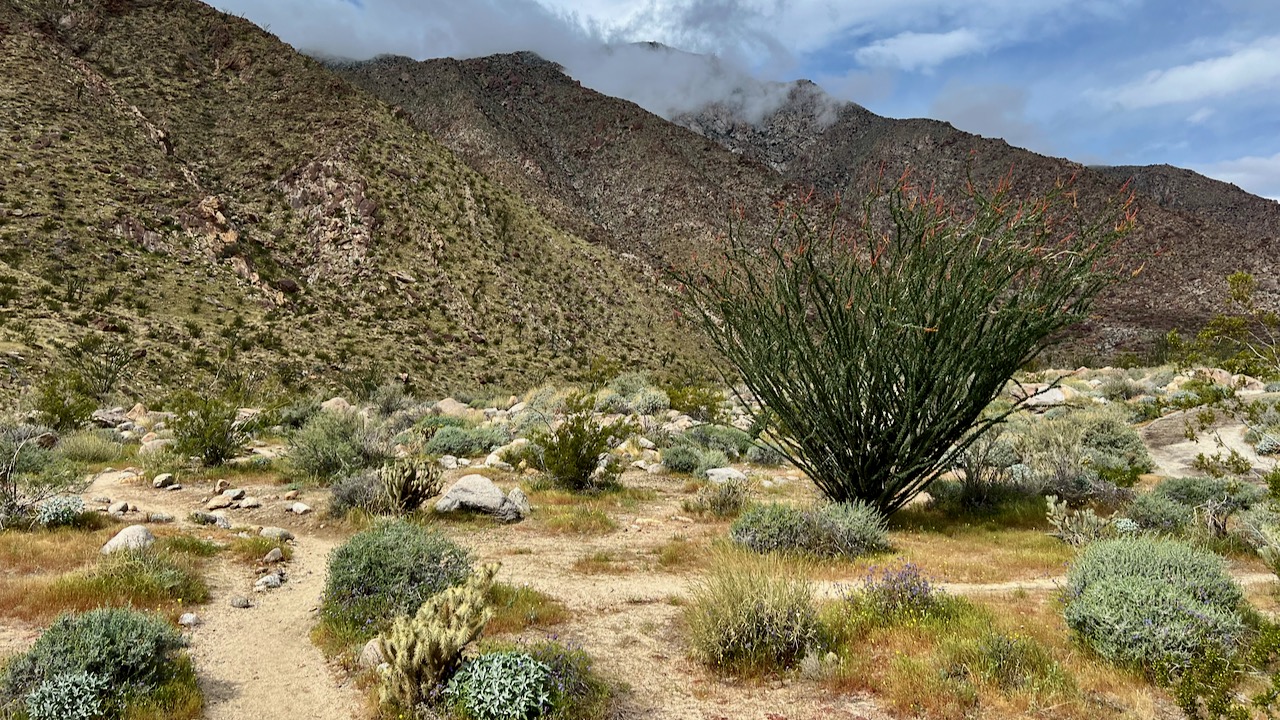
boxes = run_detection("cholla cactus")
[1046,495,1111,546]
[376,563,500,708]
[379,458,442,515]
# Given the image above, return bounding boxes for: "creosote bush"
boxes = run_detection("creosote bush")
[730,501,888,558]
[290,410,387,481]
[686,550,819,674]
[170,391,250,466]
[674,177,1134,513]
[530,394,634,492]
[322,520,473,640]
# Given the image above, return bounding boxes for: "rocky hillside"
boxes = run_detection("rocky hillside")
[342,49,1277,356]
[0,0,703,400]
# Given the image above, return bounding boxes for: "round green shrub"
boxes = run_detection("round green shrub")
[1064,537,1245,670]
[36,496,85,528]
[730,502,888,558]
[630,388,671,416]
[1126,493,1192,533]
[693,449,730,479]
[24,671,107,720]
[660,445,700,474]
[289,410,384,481]
[424,426,510,458]
[745,442,785,466]
[1153,476,1265,513]
[321,521,472,638]
[445,651,553,720]
[0,608,185,712]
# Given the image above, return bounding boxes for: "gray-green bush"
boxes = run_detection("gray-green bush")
[730,501,888,558]
[445,652,552,720]
[425,426,510,458]
[290,410,387,481]
[1125,492,1193,533]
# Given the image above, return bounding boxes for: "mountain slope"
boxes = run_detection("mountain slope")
[0,0,703,398]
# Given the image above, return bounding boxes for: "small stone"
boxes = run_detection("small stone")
[254,573,283,591]
[152,473,175,489]
[238,496,262,509]
[637,437,656,450]
[222,488,246,500]
[357,639,385,669]
[214,479,232,493]
[190,511,219,526]
[178,613,200,627]
[439,455,460,470]
[206,495,234,510]
[92,496,113,504]
[646,463,667,475]
[101,525,155,554]
[288,502,312,515]
[146,512,175,523]
[263,547,284,563]
[705,467,748,484]
[107,501,129,515]
[167,484,183,491]
[283,490,299,500]
[260,526,294,541]
[230,596,252,609]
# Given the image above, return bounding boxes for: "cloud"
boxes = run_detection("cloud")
[1187,107,1215,125]
[1104,35,1280,109]
[1196,151,1280,201]
[855,29,986,71]
[929,81,1047,152]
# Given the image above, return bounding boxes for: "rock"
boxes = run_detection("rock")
[92,496,113,504]
[637,437,656,450]
[152,473,175,489]
[223,488,246,500]
[631,460,649,470]
[91,408,128,428]
[705,468,747,484]
[506,487,532,517]
[263,547,284,563]
[439,455,460,470]
[214,479,232,493]
[288,502,312,515]
[260,526,294,541]
[146,512,174,523]
[125,403,149,422]
[484,453,514,472]
[138,439,173,455]
[210,513,232,529]
[646,463,668,475]
[358,639,385,669]
[238,496,262,509]
[206,495,234,510]
[107,500,129,515]
[434,397,472,418]
[320,397,353,414]
[178,613,200,627]
[190,511,220,526]
[283,490,299,500]
[254,573,283,591]
[101,525,155,554]
[230,596,252,609]
[509,401,528,414]
[435,474,508,515]
[167,484,183,491]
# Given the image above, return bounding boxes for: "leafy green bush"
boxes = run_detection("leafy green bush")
[57,430,123,464]
[35,495,86,528]
[530,394,633,492]
[322,520,473,639]
[170,392,248,466]
[1152,476,1266,511]
[290,410,386,481]
[0,608,187,717]
[520,641,612,720]
[745,442,785,466]
[445,651,553,720]
[673,180,1130,513]
[630,388,670,416]
[425,425,510,458]
[664,384,724,422]
[686,425,753,458]
[32,372,95,432]
[1125,492,1192,533]
[415,414,469,442]
[686,551,819,674]
[730,502,888,558]
[606,372,651,399]
[0,424,82,529]
[1064,537,1245,670]
[1079,414,1154,486]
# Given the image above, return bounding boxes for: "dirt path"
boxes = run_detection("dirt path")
[82,469,362,720]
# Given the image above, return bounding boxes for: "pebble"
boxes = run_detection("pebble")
[178,613,200,627]
[260,526,294,541]
[263,547,284,563]
[288,502,312,515]
[230,596,252,609]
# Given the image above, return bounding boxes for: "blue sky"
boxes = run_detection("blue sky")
[213,0,1280,199]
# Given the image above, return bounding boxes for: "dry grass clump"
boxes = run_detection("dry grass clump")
[485,582,569,635]
[541,507,617,535]
[572,550,635,575]
[228,536,293,564]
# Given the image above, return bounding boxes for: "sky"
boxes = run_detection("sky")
[211,0,1280,200]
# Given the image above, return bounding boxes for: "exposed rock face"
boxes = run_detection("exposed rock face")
[435,474,528,522]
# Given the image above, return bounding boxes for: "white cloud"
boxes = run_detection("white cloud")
[1187,107,1215,124]
[1105,35,1280,109]
[855,29,985,71]
[1196,151,1280,201]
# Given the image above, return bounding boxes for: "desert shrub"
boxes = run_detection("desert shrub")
[951,632,1068,694]
[414,414,469,441]
[520,641,612,720]
[290,410,386,481]
[673,180,1130,513]
[1257,433,1280,456]
[371,380,412,417]
[35,495,86,528]
[630,388,670,416]
[1079,414,1153,486]
[1153,476,1265,536]
[1268,382,1280,393]
[445,651,553,720]
[591,389,629,415]
[87,548,209,604]
[664,384,724,422]
[682,477,750,518]
[859,562,946,621]
[57,430,122,463]
[322,520,473,639]
[1064,537,1245,671]
[329,469,381,517]
[730,501,888,558]
[0,424,82,529]
[32,372,95,432]
[1046,495,1113,546]
[1126,492,1192,533]
[425,426,510,458]
[660,445,699,474]
[937,428,1036,513]
[1011,410,1135,506]
[745,442,785,466]
[274,395,321,429]
[530,394,633,492]
[686,425,752,458]
[170,392,248,466]
[1098,376,1146,401]
[606,372,651,399]
[22,670,109,720]
[686,551,819,674]
[0,608,187,716]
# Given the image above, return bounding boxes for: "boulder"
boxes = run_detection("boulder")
[434,397,472,418]
[320,397,353,414]
[484,453,514,472]
[435,475,507,515]
[288,502,312,515]
[263,547,284,563]
[357,639,385,669]
[206,495,234,510]
[107,500,129,515]
[125,403,150,422]
[101,525,155,554]
[705,468,748,484]
[223,488,246,501]
[152,473,175,489]
[238,496,262,509]
[260,526,294,541]
[506,488,532,517]
[146,512,174,524]
[91,408,128,428]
